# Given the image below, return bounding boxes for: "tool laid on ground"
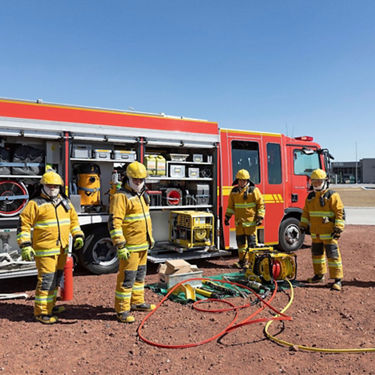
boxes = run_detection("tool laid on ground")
[195,287,223,299]
[202,280,238,296]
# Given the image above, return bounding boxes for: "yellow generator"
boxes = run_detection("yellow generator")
[76,164,101,207]
[245,247,297,283]
[169,210,214,249]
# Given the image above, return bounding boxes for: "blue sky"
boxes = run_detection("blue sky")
[1,1,374,161]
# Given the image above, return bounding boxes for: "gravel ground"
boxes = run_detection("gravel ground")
[1,225,375,375]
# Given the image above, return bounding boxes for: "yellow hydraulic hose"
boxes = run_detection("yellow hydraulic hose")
[264,279,375,353]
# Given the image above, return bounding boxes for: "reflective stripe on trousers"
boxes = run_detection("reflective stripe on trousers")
[34,252,67,316]
[115,250,148,313]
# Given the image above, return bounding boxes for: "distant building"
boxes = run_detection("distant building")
[331,158,375,183]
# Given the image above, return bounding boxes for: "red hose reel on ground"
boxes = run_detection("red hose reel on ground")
[0,180,29,216]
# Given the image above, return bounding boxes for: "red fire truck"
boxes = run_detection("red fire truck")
[0,98,331,279]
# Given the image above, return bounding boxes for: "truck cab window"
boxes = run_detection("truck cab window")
[231,141,260,184]
[267,143,282,184]
[294,149,320,175]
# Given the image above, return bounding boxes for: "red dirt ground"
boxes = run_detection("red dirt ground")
[1,225,374,375]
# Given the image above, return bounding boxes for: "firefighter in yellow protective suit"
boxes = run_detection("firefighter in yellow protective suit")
[108,161,155,323]
[299,169,345,291]
[17,171,84,324]
[224,169,265,268]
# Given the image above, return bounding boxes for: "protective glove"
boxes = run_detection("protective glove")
[332,227,342,240]
[117,246,130,260]
[73,236,84,250]
[224,217,230,226]
[299,226,306,234]
[150,239,155,250]
[255,216,263,226]
[21,246,35,261]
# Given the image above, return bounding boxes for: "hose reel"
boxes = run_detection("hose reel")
[0,180,29,216]
[245,247,297,283]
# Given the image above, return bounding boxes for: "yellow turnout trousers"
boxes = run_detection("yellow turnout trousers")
[115,250,148,313]
[34,251,67,316]
[311,238,343,279]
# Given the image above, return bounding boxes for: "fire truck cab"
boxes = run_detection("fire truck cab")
[219,129,327,253]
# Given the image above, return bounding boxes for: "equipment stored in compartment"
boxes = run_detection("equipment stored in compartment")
[12,145,44,175]
[144,155,157,176]
[75,164,101,207]
[92,149,111,160]
[72,144,91,159]
[169,153,189,162]
[169,164,185,178]
[192,154,203,162]
[148,190,162,206]
[169,210,214,249]
[155,155,166,176]
[0,180,29,216]
[112,150,136,161]
[165,188,182,206]
[0,147,11,175]
[188,167,199,178]
[190,184,210,205]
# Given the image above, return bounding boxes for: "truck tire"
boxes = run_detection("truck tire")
[278,217,304,252]
[78,226,118,274]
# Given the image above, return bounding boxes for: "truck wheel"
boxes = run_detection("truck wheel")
[78,226,118,274]
[278,217,304,252]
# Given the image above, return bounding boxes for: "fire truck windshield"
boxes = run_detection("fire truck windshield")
[294,149,321,176]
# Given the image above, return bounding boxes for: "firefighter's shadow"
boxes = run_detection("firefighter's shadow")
[300,280,375,289]
[341,280,375,288]
[0,302,114,323]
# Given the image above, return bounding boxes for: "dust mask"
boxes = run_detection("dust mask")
[43,185,60,198]
[312,180,326,192]
[129,178,144,194]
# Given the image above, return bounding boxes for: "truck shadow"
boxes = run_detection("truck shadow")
[0,275,37,294]
[0,302,115,323]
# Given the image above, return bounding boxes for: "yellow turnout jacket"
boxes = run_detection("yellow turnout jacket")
[300,189,345,240]
[108,184,154,252]
[17,193,83,256]
[225,183,265,227]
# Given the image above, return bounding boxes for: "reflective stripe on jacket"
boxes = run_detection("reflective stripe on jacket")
[299,189,345,235]
[108,184,154,252]
[17,193,83,256]
[225,184,265,226]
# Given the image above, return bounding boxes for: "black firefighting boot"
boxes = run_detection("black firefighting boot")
[331,279,342,291]
[35,315,58,324]
[131,303,156,312]
[117,311,135,323]
[307,274,325,283]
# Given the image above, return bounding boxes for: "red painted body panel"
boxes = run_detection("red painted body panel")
[0,99,218,135]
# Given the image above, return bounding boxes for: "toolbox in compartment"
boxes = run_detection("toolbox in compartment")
[92,149,111,160]
[169,164,185,178]
[192,154,203,163]
[188,167,200,178]
[112,150,136,161]
[72,144,91,159]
